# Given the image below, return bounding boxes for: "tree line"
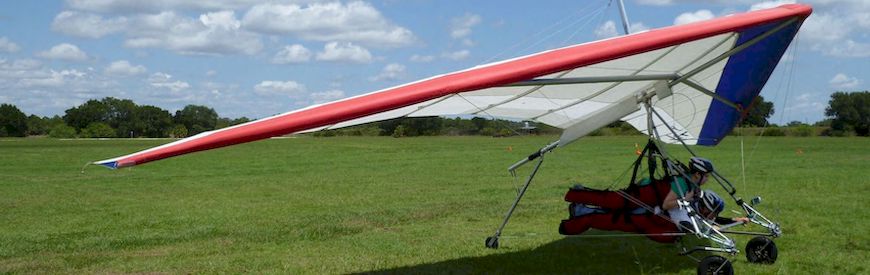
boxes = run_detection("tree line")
[0,91,867,138]
[0,97,250,138]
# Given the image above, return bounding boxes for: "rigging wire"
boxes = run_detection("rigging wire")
[530,4,612,122]
[480,2,606,65]
[463,1,613,137]
[741,29,802,190]
[455,94,524,136]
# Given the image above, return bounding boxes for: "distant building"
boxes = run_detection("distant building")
[520,121,538,135]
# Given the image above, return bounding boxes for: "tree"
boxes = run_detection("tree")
[813,119,832,127]
[167,124,188,138]
[80,122,116,138]
[63,99,110,131]
[49,124,76,138]
[391,125,406,137]
[786,121,807,127]
[26,115,50,136]
[0,104,27,137]
[231,117,251,126]
[101,97,139,137]
[826,91,870,136]
[740,96,774,127]
[136,105,172,137]
[63,97,147,137]
[174,105,218,136]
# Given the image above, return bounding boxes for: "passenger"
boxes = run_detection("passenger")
[559,189,750,243]
[563,157,715,211]
[558,156,745,243]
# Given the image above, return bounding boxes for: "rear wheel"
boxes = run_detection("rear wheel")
[745,236,778,264]
[485,236,499,249]
[697,255,733,275]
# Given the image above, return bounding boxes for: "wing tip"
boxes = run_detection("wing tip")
[94,160,119,170]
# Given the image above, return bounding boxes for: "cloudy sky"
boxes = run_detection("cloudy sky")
[0,0,867,124]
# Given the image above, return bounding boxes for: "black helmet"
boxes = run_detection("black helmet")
[689,157,715,174]
[698,190,725,216]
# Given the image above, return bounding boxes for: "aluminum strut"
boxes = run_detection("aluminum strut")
[486,141,557,248]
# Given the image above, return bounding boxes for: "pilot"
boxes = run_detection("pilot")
[559,189,749,243]
[563,157,715,213]
[557,157,730,243]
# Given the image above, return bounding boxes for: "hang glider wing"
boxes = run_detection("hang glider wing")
[95,4,812,169]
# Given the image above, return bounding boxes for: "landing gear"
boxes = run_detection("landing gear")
[697,255,734,275]
[745,236,778,264]
[485,236,499,249]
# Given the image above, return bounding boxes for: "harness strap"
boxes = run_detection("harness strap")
[629,141,652,185]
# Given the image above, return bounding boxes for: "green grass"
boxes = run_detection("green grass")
[1,136,868,274]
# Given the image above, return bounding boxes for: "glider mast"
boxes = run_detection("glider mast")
[617,0,631,35]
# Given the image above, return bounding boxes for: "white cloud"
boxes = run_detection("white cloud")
[149,72,190,92]
[629,22,649,33]
[782,92,827,121]
[272,44,312,64]
[19,69,86,88]
[242,1,416,48]
[0,37,20,53]
[749,1,796,11]
[65,0,319,13]
[206,70,217,76]
[37,43,89,61]
[637,0,675,5]
[637,0,758,5]
[674,10,715,25]
[823,40,870,58]
[54,10,263,56]
[829,73,861,89]
[442,50,470,61]
[450,13,481,39]
[410,54,435,63]
[127,11,262,55]
[0,59,51,88]
[254,80,305,96]
[315,42,372,63]
[369,63,405,82]
[594,20,649,38]
[0,59,42,72]
[104,60,147,76]
[595,21,619,39]
[800,10,870,58]
[52,11,128,38]
[309,89,345,104]
[801,13,850,42]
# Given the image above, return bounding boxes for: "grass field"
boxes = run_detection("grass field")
[1,136,868,274]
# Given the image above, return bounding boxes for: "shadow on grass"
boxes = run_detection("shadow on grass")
[358,233,699,274]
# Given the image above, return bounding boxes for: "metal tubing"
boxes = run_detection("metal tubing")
[490,155,546,244]
[680,246,737,256]
[508,141,559,172]
[718,230,778,237]
[617,0,631,35]
[681,79,741,110]
[671,18,798,88]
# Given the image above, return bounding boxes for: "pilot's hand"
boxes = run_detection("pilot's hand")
[733,217,751,224]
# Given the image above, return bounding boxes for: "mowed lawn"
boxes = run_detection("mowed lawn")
[1,136,867,274]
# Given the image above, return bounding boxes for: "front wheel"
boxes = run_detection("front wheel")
[697,255,733,275]
[485,236,499,249]
[745,236,778,264]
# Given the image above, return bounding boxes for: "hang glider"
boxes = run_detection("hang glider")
[94,4,812,169]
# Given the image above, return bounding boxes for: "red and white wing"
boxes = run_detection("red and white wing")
[96,4,812,169]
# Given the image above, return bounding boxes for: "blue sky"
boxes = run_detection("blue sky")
[0,0,867,124]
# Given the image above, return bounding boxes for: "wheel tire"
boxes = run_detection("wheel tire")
[745,236,778,264]
[485,236,499,249]
[697,255,734,275]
